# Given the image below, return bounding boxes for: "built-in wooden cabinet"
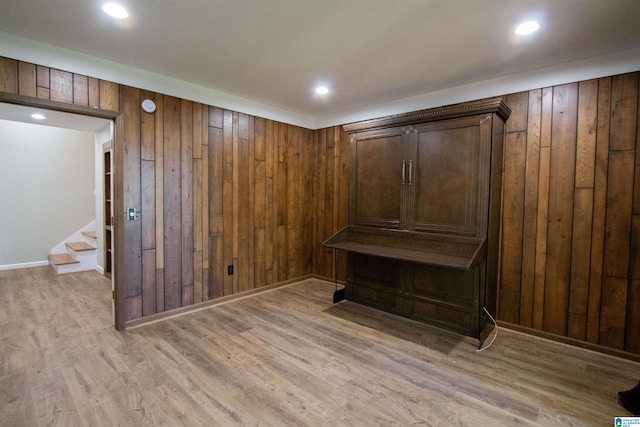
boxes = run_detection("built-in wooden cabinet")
[103,141,113,279]
[325,97,510,346]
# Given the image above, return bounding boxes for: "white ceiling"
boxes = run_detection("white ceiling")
[1,0,640,129]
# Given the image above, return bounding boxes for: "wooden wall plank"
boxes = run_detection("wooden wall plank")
[141,160,156,250]
[163,95,182,311]
[248,115,256,288]
[500,131,526,296]
[49,69,73,103]
[313,129,327,276]
[181,99,194,306]
[193,250,203,304]
[193,103,203,160]
[575,80,598,188]
[519,89,542,327]
[155,270,165,315]
[599,277,628,349]
[36,65,49,99]
[302,127,316,274]
[609,73,638,151]
[152,94,165,315]
[586,77,611,343]
[193,108,204,303]
[276,123,288,282]
[543,83,578,335]
[193,156,203,254]
[88,77,100,109]
[286,125,300,278]
[201,106,210,301]
[255,117,266,161]
[154,94,165,273]
[100,80,119,112]
[120,86,143,319]
[73,74,89,106]
[209,106,223,129]
[565,80,599,340]
[140,160,158,310]
[626,216,640,353]
[209,235,223,299]
[254,154,268,287]
[209,126,224,234]
[238,116,251,292]
[336,127,349,279]
[603,150,635,280]
[0,57,17,93]
[222,110,234,296]
[567,187,593,340]
[142,249,156,316]
[265,120,275,285]
[140,91,156,161]
[18,61,36,97]
[505,92,529,133]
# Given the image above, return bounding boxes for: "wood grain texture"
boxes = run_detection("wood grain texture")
[313,71,639,355]
[2,55,640,355]
[0,57,17,93]
[519,89,542,327]
[17,61,36,97]
[542,83,578,336]
[627,216,640,353]
[119,85,143,320]
[2,268,639,426]
[49,69,73,103]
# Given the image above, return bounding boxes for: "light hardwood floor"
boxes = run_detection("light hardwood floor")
[1,266,638,426]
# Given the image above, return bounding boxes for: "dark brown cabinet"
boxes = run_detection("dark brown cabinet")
[103,141,113,279]
[325,97,510,346]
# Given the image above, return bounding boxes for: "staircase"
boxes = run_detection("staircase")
[48,230,98,274]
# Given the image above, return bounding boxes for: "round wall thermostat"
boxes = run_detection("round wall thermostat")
[141,99,156,113]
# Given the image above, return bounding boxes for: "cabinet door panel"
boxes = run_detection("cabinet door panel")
[350,130,405,229]
[412,263,476,308]
[412,117,486,235]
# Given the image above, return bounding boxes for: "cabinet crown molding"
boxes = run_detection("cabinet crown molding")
[343,96,511,133]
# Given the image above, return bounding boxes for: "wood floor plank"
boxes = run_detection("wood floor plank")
[1,267,639,426]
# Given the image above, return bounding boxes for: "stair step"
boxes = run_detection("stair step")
[48,254,79,266]
[66,242,96,252]
[82,231,97,239]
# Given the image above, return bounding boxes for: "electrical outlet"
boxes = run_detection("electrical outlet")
[227,265,233,275]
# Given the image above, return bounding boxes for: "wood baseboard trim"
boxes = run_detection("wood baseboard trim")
[497,320,640,363]
[125,274,320,329]
[311,273,347,286]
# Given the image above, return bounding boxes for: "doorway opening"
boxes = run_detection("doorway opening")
[0,101,116,325]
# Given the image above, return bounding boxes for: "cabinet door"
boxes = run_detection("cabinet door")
[408,115,492,236]
[349,128,407,229]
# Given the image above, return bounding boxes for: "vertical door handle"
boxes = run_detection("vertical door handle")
[408,160,413,185]
[402,160,406,184]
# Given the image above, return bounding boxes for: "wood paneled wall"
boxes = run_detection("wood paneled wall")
[2,55,639,355]
[117,87,317,322]
[498,73,640,354]
[314,72,640,355]
[312,126,350,281]
[0,57,119,111]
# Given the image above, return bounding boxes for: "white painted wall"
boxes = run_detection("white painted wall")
[0,119,95,267]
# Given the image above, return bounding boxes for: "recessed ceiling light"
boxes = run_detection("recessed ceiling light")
[515,20,540,36]
[103,2,128,19]
[31,113,46,120]
[315,86,329,95]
